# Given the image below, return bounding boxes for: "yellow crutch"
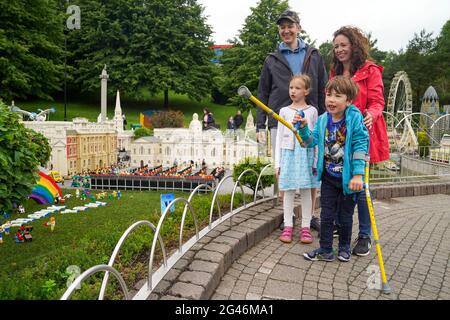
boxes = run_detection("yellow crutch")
[237,86,304,146]
[364,160,391,294]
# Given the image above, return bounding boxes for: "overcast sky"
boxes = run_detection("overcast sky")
[197,0,449,52]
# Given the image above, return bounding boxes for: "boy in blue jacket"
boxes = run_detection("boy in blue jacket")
[293,76,369,262]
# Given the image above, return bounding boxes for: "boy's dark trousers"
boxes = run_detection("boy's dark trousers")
[319,171,359,254]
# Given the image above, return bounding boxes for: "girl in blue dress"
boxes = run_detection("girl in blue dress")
[275,74,320,244]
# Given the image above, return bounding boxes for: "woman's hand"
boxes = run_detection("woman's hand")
[349,175,363,191]
[275,168,280,179]
[363,111,373,129]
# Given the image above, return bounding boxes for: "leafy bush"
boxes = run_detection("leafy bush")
[0,101,51,213]
[150,110,184,128]
[133,127,153,140]
[417,131,430,158]
[232,156,275,192]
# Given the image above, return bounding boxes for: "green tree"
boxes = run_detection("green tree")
[215,0,290,110]
[319,41,333,74]
[433,20,450,105]
[0,0,64,101]
[133,127,153,139]
[67,0,213,108]
[367,32,387,65]
[0,101,51,214]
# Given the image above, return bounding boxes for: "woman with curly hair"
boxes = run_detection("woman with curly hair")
[330,26,390,257]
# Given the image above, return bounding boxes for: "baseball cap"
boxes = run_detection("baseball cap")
[276,10,300,25]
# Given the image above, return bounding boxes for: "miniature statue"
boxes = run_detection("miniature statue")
[15,225,32,243]
[18,205,25,214]
[3,221,11,235]
[91,195,96,203]
[0,226,3,244]
[15,229,24,243]
[44,217,56,232]
[117,190,121,200]
[112,191,117,198]
[76,189,80,198]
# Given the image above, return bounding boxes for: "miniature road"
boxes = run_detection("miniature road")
[212,194,450,300]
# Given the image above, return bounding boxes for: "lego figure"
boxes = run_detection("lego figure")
[14,225,32,243]
[117,190,121,200]
[44,217,56,232]
[15,230,24,243]
[3,221,11,235]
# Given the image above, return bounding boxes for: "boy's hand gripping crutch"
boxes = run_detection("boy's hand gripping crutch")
[364,159,391,294]
[237,86,304,145]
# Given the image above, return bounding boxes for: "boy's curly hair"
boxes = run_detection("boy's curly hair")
[331,26,372,76]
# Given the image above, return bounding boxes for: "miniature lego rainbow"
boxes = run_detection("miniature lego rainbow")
[30,171,62,204]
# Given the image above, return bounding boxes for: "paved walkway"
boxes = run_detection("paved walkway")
[212,194,450,300]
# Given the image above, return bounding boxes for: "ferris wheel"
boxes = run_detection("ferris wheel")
[386,71,416,153]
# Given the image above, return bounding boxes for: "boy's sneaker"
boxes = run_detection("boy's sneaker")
[303,248,335,262]
[338,250,351,262]
[333,224,340,238]
[352,237,372,256]
[279,226,293,243]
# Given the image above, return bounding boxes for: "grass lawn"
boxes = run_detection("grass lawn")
[0,188,249,300]
[16,92,256,131]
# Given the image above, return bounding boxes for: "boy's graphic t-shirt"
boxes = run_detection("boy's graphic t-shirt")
[324,114,347,178]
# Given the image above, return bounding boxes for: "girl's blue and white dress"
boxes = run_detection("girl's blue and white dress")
[275,105,321,191]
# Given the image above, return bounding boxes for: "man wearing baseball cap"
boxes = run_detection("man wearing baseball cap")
[257,9,326,143]
[256,9,327,233]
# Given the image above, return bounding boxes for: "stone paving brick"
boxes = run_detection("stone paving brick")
[269,264,305,284]
[263,279,302,300]
[169,282,205,300]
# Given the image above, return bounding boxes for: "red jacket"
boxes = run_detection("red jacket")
[331,61,390,163]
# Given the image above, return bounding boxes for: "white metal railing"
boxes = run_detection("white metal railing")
[60,164,275,300]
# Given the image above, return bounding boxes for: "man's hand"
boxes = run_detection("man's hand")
[349,174,363,191]
[256,131,266,144]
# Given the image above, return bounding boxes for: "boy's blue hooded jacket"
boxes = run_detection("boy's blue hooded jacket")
[298,105,369,195]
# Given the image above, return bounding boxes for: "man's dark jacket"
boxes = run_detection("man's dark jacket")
[256,44,327,130]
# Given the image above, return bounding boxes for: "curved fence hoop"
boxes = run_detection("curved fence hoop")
[148,197,195,290]
[179,184,216,253]
[431,114,450,129]
[98,220,164,300]
[209,174,234,226]
[253,163,274,203]
[382,111,401,127]
[395,112,435,129]
[61,265,130,300]
[230,169,259,226]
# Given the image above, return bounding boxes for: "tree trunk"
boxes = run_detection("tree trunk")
[164,89,169,109]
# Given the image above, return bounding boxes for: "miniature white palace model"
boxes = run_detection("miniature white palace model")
[20,66,258,176]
